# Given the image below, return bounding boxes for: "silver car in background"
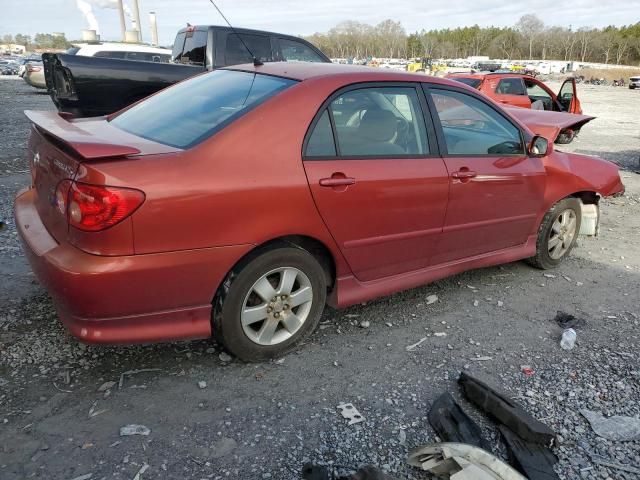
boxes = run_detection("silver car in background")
[23,61,46,89]
[630,76,640,90]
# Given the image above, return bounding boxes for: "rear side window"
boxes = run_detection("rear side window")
[225,34,272,65]
[111,70,296,148]
[180,30,208,65]
[305,111,336,157]
[496,78,526,95]
[449,77,482,89]
[279,38,324,62]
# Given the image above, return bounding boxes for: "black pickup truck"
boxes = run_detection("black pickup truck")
[43,25,331,117]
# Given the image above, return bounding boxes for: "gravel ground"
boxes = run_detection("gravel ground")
[1,75,639,480]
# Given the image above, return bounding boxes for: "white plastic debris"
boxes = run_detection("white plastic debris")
[219,352,232,362]
[581,410,640,441]
[359,320,371,328]
[434,332,447,337]
[406,337,428,351]
[198,381,207,389]
[119,424,151,436]
[426,294,438,305]
[337,403,364,425]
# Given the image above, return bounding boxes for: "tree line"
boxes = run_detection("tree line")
[1,33,71,51]
[304,15,640,65]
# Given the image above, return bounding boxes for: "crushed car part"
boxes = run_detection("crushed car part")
[458,372,555,446]
[499,425,559,480]
[408,443,527,480]
[302,464,397,480]
[337,403,365,425]
[428,392,491,451]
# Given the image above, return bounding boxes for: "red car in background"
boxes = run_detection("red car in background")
[446,73,581,113]
[15,63,623,361]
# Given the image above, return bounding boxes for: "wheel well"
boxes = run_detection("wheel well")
[570,191,599,205]
[214,235,336,304]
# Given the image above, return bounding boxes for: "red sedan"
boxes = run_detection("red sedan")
[15,63,623,361]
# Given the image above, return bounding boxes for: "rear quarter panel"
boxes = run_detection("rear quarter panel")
[84,77,359,277]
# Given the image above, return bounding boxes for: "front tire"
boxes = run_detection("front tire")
[528,198,582,270]
[213,247,327,362]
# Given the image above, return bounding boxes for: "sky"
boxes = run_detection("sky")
[1,0,639,46]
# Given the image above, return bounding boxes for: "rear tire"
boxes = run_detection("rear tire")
[528,198,582,270]
[213,247,327,362]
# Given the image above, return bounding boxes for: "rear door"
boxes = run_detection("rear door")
[276,37,327,63]
[492,77,531,109]
[302,83,450,281]
[220,32,274,66]
[425,86,546,265]
[557,78,580,113]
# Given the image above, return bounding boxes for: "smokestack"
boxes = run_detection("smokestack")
[149,11,158,46]
[116,0,127,42]
[131,0,142,42]
[82,29,98,42]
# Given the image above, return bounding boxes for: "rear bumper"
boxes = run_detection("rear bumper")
[15,188,252,344]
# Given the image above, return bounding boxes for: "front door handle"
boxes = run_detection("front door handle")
[319,177,356,187]
[451,170,477,179]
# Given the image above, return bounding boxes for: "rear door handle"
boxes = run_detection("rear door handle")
[451,170,477,179]
[319,177,356,187]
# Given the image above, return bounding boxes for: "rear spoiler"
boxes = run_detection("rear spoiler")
[24,110,141,160]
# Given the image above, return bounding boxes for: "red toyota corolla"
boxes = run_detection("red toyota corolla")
[15,63,623,361]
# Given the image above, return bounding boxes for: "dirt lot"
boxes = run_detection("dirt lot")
[1,76,639,480]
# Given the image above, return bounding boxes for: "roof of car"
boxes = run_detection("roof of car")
[225,61,461,85]
[73,43,171,56]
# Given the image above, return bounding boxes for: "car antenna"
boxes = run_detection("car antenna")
[207,0,263,66]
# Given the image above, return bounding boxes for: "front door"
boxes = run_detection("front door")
[558,78,580,113]
[426,86,546,265]
[303,84,449,281]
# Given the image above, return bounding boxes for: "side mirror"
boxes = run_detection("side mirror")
[529,135,549,157]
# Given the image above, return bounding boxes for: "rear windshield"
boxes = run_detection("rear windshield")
[111,70,297,148]
[450,77,482,89]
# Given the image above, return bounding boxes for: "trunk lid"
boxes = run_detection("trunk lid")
[25,110,181,244]
[503,107,595,143]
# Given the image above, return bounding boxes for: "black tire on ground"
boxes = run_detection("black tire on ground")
[212,247,327,362]
[528,197,582,270]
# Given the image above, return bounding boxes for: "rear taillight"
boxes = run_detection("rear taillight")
[28,65,42,72]
[55,180,145,232]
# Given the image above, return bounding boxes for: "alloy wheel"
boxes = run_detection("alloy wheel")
[548,208,577,259]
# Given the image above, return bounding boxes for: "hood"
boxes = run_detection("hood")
[503,107,595,142]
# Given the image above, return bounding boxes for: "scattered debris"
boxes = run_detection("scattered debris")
[219,352,232,362]
[119,424,151,436]
[458,372,555,445]
[560,328,577,351]
[580,410,640,441]
[520,366,534,377]
[132,463,149,480]
[497,301,504,307]
[118,368,161,389]
[590,457,640,475]
[70,474,93,480]
[359,320,371,328]
[470,356,493,362]
[337,403,364,425]
[406,337,428,351]
[473,300,479,307]
[198,381,207,389]
[543,274,556,279]
[97,381,116,392]
[499,425,559,480]
[434,332,447,337]
[408,442,526,479]
[553,311,585,329]
[88,401,108,418]
[426,294,438,305]
[302,463,397,479]
[428,392,491,451]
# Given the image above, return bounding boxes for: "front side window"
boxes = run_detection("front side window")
[450,77,482,89]
[496,78,526,95]
[430,89,524,155]
[111,70,296,148]
[279,38,324,62]
[225,34,273,65]
[325,87,428,157]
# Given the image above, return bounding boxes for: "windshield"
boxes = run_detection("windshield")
[111,70,297,148]
[450,77,482,89]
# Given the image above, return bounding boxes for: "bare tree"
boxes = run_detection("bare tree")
[516,14,544,59]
